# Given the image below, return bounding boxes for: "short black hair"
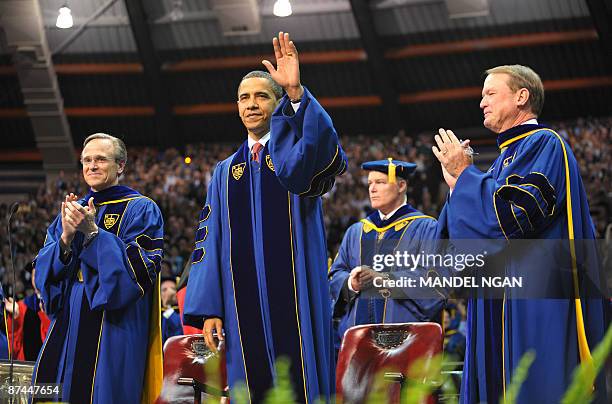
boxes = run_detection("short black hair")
[238,70,283,100]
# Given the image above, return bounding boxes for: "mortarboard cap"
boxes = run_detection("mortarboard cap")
[361,158,417,183]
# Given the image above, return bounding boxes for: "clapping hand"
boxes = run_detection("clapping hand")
[432,128,473,190]
[60,193,79,245]
[61,195,97,245]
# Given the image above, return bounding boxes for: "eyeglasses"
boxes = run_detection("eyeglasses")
[80,156,113,166]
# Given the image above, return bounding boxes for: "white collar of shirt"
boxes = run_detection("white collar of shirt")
[248,132,270,150]
[379,203,406,221]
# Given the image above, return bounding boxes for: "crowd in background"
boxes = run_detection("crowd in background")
[557,117,612,238]
[1,116,610,302]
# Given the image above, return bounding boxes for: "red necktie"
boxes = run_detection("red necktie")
[252,142,263,163]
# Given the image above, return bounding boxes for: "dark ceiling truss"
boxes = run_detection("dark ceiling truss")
[124,0,172,146]
[585,0,612,73]
[348,0,402,134]
[0,27,604,107]
[1,2,611,152]
[0,0,76,174]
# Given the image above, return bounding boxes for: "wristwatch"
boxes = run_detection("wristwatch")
[59,239,72,263]
[84,228,99,246]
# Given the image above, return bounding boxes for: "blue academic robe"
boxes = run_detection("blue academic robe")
[438,124,608,404]
[32,185,164,404]
[162,307,183,347]
[184,87,347,403]
[329,205,445,351]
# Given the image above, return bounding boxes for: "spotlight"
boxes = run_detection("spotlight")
[169,0,184,21]
[56,4,74,29]
[184,156,192,164]
[273,0,292,17]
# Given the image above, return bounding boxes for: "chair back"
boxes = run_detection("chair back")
[336,322,442,404]
[154,334,227,404]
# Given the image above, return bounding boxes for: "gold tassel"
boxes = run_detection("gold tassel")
[387,158,396,184]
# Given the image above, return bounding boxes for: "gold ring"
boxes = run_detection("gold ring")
[287,52,293,56]
[442,150,448,155]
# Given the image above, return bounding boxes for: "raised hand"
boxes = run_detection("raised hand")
[64,197,98,237]
[262,31,303,101]
[60,193,79,246]
[432,128,473,188]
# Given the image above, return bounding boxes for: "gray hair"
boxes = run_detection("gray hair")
[238,70,283,100]
[485,65,545,116]
[83,133,128,165]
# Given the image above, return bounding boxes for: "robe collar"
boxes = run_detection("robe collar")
[496,123,550,150]
[366,204,419,229]
[378,202,406,221]
[83,185,141,205]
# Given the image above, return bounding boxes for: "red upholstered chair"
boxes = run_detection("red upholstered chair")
[176,287,203,335]
[155,334,229,404]
[336,322,443,404]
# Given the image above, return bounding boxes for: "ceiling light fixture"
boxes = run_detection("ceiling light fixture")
[273,0,292,17]
[169,0,184,21]
[56,4,74,29]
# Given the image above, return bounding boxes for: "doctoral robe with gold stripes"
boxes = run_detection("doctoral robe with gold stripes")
[328,205,446,352]
[438,124,607,404]
[184,87,347,403]
[33,185,163,404]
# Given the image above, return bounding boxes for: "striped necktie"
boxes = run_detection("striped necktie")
[251,142,263,163]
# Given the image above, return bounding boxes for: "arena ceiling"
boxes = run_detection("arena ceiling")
[0,0,611,166]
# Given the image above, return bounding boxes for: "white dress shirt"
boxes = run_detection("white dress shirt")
[248,132,270,151]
